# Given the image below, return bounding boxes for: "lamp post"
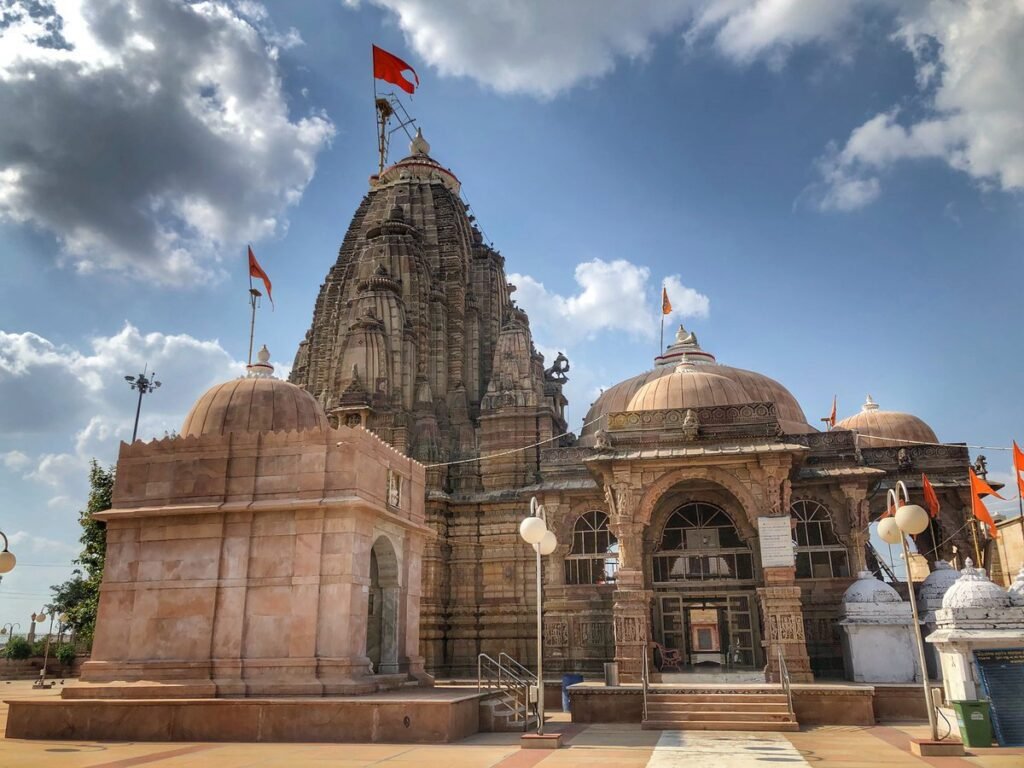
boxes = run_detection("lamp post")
[124,367,161,443]
[31,608,56,689]
[518,496,558,736]
[0,530,16,575]
[876,480,938,743]
[1,623,21,646]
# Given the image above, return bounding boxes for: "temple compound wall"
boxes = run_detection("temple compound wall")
[72,407,430,699]
[290,131,980,682]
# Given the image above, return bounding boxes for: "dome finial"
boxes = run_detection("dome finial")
[862,394,879,412]
[247,344,274,378]
[410,127,430,156]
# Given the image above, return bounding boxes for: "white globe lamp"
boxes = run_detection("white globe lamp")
[0,549,15,574]
[519,516,547,545]
[877,517,902,545]
[538,530,558,556]
[895,503,930,535]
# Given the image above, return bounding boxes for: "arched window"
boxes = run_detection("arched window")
[791,500,849,579]
[564,511,618,585]
[653,503,753,583]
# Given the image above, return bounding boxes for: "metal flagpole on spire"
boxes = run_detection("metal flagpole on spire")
[247,265,261,368]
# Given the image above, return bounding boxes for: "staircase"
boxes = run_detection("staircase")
[476,652,539,733]
[642,688,799,731]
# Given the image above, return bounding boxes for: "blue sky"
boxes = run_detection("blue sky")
[1,1,1022,625]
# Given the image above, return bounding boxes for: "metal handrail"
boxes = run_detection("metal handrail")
[642,643,650,722]
[499,652,537,684]
[478,652,532,731]
[778,646,793,717]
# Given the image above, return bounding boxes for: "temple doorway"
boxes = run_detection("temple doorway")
[366,536,400,674]
[654,592,762,672]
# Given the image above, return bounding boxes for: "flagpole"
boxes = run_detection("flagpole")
[247,260,257,368]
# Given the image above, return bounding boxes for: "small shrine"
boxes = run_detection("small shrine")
[838,571,919,683]
[917,561,959,680]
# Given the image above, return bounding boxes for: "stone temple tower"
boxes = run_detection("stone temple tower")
[291,129,570,670]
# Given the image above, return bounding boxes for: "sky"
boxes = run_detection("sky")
[1,0,1023,627]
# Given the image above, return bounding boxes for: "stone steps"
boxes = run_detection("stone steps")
[642,690,798,732]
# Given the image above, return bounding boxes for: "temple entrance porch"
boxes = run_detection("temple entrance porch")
[653,590,763,675]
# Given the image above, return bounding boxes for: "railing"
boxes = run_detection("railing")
[477,653,532,731]
[642,643,650,722]
[499,652,537,685]
[778,646,794,718]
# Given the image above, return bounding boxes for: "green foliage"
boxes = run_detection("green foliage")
[31,639,48,657]
[4,636,31,660]
[49,460,113,641]
[55,644,76,666]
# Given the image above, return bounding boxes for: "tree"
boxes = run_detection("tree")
[50,460,113,641]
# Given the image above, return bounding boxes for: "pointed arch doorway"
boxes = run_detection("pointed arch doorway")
[366,536,401,675]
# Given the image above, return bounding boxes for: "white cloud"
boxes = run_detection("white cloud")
[7,530,79,558]
[810,1,1024,209]
[2,450,30,471]
[0,0,334,285]
[510,258,709,344]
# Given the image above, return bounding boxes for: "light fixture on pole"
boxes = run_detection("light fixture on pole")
[519,496,557,738]
[32,608,57,689]
[0,531,16,575]
[875,480,943,750]
[124,366,161,443]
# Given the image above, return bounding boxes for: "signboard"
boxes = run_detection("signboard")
[758,516,795,568]
[975,648,1024,747]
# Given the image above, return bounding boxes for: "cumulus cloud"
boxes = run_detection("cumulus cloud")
[0,0,334,285]
[510,258,709,345]
[809,1,1024,209]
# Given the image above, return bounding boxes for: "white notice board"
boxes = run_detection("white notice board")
[758,516,795,568]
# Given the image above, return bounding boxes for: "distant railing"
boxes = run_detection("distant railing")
[477,653,532,731]
[642,643,650,722]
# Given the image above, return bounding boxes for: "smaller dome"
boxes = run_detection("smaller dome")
[1009,566,1024,606]
[918,561,959,604]
[941,559,1013,610]
[627,364,749,411]
[182,348,329,437]
[843,570,903,604]
[834,395,938,448]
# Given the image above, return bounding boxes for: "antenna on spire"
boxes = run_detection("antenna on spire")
[375,94,419,174]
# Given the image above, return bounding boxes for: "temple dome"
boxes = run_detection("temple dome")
[627,365,749,411]
[843,571,903,604]
[941,559,1013,610]
[917,561,959,604]
[834,395,937,448]
[182,346,329,437]
[581,326,814,439]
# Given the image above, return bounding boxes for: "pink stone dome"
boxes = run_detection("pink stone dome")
[182,376,328,437]
[627,366,749,411]
[834,395,938,448]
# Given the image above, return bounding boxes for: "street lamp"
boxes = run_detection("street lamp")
[1,623,21,646]
[876,480,938,743]
[519,496,558,736]
[124,366,161,442]
[0,530,16,574]
[31,608,57,689]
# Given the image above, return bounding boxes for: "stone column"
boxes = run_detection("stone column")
[758,566,814,683]
[609,520,650,682]
[840,484,870,574]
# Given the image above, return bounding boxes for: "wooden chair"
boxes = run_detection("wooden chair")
[653,641,684,672]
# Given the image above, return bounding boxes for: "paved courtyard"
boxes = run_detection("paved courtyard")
[0,681,1020,768]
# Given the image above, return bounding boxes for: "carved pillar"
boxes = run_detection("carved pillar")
[612,585,652,683]
[757,567,814,683]
[840,484,870,574]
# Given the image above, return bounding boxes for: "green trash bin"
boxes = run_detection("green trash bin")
[951,700,992,748]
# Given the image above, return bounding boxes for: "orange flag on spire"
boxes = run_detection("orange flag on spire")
[827,396,837,430]
[1013,441,1024,498]
[921,473,940,518]
[968,467,1003,538]
[661,286,672,315]
[373,45,419,94]
[248,246,273,308]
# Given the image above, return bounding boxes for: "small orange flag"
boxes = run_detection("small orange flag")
[1013,441,1024,498]
[968,467,1003,538]
[827,396,837,430]
[921,473,940,518]
[248,246,274,308]
[661,286,672,315]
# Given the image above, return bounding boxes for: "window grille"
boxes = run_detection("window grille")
[564,510,618,585]
[790,499,849,579]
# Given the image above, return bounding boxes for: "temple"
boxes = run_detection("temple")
[291,129,979,682]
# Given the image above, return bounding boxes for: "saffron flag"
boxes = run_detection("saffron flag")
[248,246,273,307]
[373,45,419,94]
[662,286,672,315]
[1014,440,1024,498]
[921,473,940,518]
[827,396,837,430]
[968,467,1003,538]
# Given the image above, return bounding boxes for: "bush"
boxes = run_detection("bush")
[55,644,76,667]
[4,637,31,660]
[31,639,48,657]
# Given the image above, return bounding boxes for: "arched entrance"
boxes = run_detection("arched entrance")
[366,536,400,675]
[651,502,762,671]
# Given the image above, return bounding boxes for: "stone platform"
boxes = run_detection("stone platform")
[5,688,486,744]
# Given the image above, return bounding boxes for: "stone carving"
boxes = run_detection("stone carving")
[680,408,699,441]
[387,469,402,507]
[545,619,569,646]
[574,621,613,647]
[593,429,612,450]
[973,454,988,479]
[544,352,570,383]
[613,615,647,644]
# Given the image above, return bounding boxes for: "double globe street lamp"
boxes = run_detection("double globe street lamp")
[519,496,558,736]
[875,480,939,745]
[0,530,16,576]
